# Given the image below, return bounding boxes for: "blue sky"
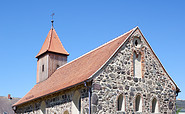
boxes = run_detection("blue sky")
[0,1,185,99]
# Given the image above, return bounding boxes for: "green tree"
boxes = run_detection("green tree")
[176,106,182,114]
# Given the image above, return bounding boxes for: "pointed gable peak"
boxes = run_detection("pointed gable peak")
[36,28,69,58]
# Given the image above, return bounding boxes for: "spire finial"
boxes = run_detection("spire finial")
[51,13,55,29]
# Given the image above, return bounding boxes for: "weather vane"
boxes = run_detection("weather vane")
[51,13,55,28]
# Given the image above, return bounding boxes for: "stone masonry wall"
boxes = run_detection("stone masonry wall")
[15,85,89,114]
[91,29,177,114]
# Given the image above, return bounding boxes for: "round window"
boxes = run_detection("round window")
[133,38,141,48]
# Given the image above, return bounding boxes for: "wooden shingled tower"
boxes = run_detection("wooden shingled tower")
[35,20,69,83]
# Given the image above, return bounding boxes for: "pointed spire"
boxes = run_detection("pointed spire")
[36,14,69,58]
[36,28,69,58]
[35,17,69,58]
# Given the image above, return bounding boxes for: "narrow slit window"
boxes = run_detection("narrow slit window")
[42,64,44,72]
[79,97,81,113]
[56,65,60,69]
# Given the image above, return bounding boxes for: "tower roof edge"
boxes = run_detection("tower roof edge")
[35,28,69,58]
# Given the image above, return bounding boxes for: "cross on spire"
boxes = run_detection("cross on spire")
[51,13,55,29]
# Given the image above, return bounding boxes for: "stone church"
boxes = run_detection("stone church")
[13,24,180,114]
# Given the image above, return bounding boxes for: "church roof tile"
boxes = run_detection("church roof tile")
[35,28,69,58]
[14,28,134,106]
[14,27,180,106]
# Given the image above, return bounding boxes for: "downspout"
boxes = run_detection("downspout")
[84,82,91,114]
[89,86,91,114]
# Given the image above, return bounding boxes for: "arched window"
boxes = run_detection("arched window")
[72,91,81,114]
[40,101,46,114]
[133,52,141,78]
[117,94,125,111]
[135,95,142,112]
[152,98,159,113]
[63,110,69,114]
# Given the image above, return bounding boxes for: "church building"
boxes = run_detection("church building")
[13,22,180,114]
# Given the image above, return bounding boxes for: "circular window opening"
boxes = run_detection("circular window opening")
[135,40,138,46]
[133,38,141,48]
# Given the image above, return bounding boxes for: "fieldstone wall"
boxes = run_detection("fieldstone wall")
[15,86,89,114]
[15,29,177,114]
[91,29,177,114]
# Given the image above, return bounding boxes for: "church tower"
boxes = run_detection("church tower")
[35,20,69,83]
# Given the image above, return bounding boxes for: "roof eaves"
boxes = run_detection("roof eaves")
[36,50,69,59]
[13,79,90,107]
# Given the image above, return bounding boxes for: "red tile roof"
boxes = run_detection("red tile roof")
[35,28,69,58]
[14,28,135,106]
[14,27,181,106]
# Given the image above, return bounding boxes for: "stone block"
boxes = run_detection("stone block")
[93,83,102,90]
[92,94,98,105]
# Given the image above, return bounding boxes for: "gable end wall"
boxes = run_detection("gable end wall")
[91,29,176,114]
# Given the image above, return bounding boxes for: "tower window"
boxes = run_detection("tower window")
[56,65,60,69]
[42,65,44,72]
[79,96,81,113]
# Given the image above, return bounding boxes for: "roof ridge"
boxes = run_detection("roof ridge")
[56,28,135,71]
